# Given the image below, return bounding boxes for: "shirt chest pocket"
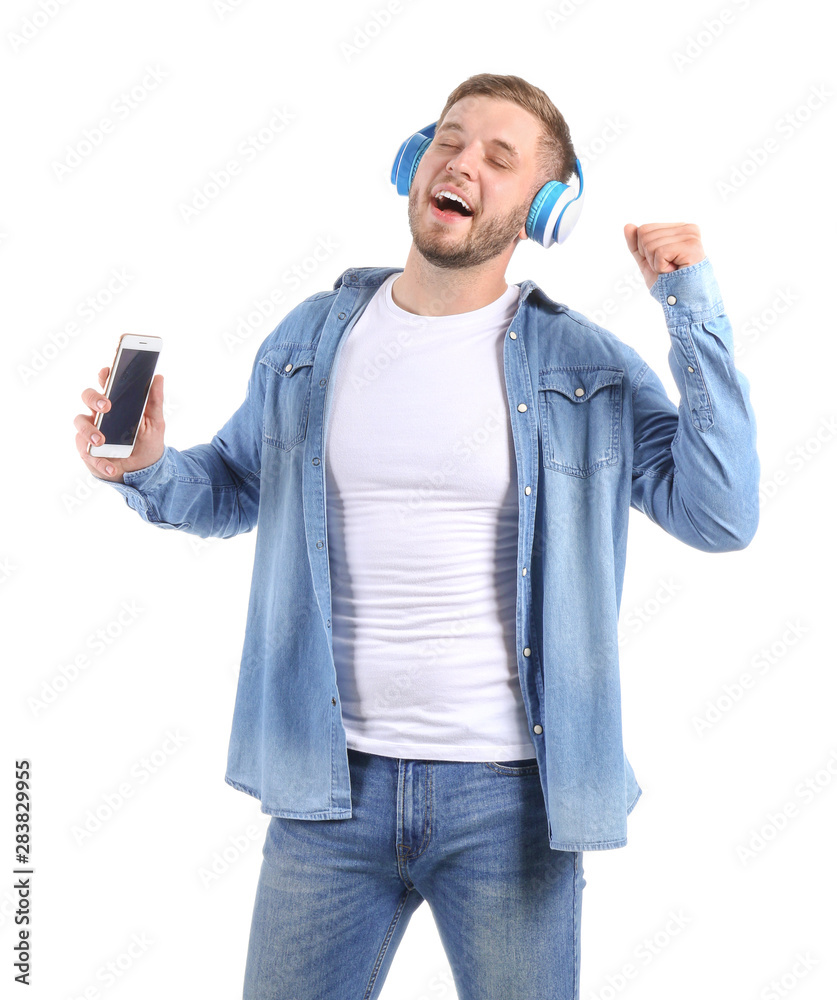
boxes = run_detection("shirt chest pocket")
[260,348,317,451]
[537,365,623,477]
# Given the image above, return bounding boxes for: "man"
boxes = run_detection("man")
[74,74,759,999]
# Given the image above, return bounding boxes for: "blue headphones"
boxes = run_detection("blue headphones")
[390,121,585,249]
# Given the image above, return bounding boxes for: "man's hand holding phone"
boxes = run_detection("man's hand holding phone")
[75,367,166,483]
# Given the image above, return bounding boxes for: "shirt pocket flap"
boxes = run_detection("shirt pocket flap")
[260,348,317,378]
[538,365,623,403]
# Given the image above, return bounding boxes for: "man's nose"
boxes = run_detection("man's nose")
[445,144,477,178]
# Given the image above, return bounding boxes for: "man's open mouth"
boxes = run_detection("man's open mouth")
[431,190,474,219]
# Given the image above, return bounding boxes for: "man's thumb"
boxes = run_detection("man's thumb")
[623,223,638,253]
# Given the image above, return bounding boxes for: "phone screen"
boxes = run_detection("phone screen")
[98,348,160,447]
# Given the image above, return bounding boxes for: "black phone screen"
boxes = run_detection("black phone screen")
[98,348,160,447]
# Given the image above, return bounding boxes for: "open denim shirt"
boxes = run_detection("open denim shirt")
[103,257,759,850]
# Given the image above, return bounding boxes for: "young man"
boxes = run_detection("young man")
[75,74,759,999]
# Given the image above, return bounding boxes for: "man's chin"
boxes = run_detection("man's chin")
[415,241,478,270]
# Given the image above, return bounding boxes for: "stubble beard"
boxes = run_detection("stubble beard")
[407,184,533,270]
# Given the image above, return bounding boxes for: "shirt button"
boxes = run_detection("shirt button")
[667,294,677,305]
[522,567,527,576]
[533,725,543,735]
[509,330,517,339]
[574,387,584,397]
[523,647,531,657]
[524,486,531,495]
[517,403,527,412]
[687,365,695,373]
[284,363,293,372]
[338,312,346,320]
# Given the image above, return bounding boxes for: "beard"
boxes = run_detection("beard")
[407,184,532,270]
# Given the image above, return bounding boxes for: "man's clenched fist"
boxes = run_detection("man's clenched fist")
[624,223,705,290]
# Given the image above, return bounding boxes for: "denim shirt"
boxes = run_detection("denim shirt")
[102,257,759,851]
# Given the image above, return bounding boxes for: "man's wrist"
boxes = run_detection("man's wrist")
[120,447,171,491]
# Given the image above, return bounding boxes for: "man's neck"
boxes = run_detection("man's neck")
[391,244,512,317]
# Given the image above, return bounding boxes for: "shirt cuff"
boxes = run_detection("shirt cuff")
[97,447,172,508]
[121,446,173,491]
[649,256,724,326]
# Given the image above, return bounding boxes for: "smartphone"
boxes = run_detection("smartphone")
[88,334,163,458]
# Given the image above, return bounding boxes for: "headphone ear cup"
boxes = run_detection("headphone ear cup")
[525,158,585,248]
[526,181,570,247]
[525,181,567,247]
[407,138,433,191]
[391,123,437,195]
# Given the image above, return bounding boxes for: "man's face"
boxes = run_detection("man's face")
[406,94,545,270]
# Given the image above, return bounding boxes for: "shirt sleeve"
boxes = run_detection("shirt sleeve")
[630,256,760,552]
[96,335,271,539]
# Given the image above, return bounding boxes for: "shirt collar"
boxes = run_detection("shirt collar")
[331,266,563,313]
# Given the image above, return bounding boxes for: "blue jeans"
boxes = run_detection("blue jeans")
[243,747,586,999]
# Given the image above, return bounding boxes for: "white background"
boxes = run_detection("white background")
[2,0,835,997]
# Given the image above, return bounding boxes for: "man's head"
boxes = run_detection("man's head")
[406,74,577,272]
[436,73,576,188]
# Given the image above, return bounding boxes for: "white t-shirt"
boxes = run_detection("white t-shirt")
[324,272,537,761]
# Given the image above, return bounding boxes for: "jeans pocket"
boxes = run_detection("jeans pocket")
[260,347,317,451]
[538,365,623,477]
[485,758,540,775]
